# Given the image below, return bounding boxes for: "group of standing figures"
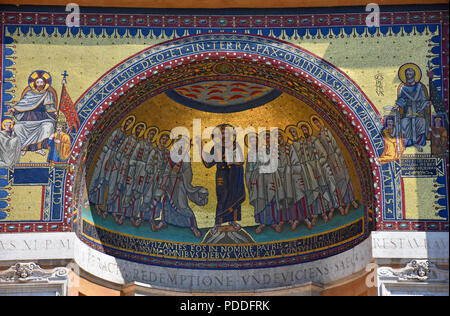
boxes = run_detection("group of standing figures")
[88,116,208,238]
[88,115,358,238]
[246,116,358,235]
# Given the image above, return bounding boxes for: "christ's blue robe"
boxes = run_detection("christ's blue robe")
[204,147,245,225]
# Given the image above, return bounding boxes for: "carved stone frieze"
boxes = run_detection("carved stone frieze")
[0,262,69,283]
[378,260,449,282]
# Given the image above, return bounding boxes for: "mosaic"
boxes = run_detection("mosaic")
[0,5,447,268]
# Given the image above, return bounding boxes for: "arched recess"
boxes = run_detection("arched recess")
[64,34,386,269]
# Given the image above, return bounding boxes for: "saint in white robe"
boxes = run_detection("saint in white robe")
[0,129,21,168]
[104,135,139,215]
[141,146,170,221]
[88,127,128,205]
[296,137,336,215]
[159,158,208,229]
[12,88,57,151]
[245,149,286,226]
[277,143,308,222]
[122,140,155,218]
[317,127,355,206]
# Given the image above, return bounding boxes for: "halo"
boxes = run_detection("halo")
[297,121,313,137]
[285,125,300,141]
[211,123,236,143]
[121,115,136,131]
[212,123,235,135]
[173,135,192,155]
[28,70,51,91]
[175,134,191,144]
[272,128,287,144]
[132,122,147,138]
[1,119,14,130]
[157,130,173,148]
[398,63,422,84]
[144,126,159,141]
[256,130,274,150]
[244,132,258,148]
[258,129,271,143]
[310,115,324,130]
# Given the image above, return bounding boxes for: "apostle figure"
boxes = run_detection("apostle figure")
[8,71,58,156]
[197,124,245,235]
[0,119,21,168]
[157,136,208,238]
[123,127,158,227]
[286,126,313,229]
[298,122,334,226]
[245,131,287,234]
[47,117,72,166]
[106,122,146,225]
[141,131,171,231]
[88,115,135,212]
[377,116,405,165]
[395,63,431,152]
[275,128,308,232]
[311,116,358,215]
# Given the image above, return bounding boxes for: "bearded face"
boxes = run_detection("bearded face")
[289,128,298,140]
[313,119,322,130]
[301,126,310,138]
[405,68,415,83]
[160,135,169,146]
[35,78,46,91]
[135,125,144,137]
[123,118,133,130]
[148,130,156,142]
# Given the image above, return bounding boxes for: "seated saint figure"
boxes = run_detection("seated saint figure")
[8,71,58,156]
[395,64,431,152]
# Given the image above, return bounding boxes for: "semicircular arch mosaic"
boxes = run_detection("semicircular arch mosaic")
[66,34,381,269]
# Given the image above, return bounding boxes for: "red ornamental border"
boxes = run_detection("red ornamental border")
[0,10,446,28]
[63,33,380,233]
[0,8,447,233]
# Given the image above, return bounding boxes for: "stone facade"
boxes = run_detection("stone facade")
[0,231,447,295]
[0,3,448,296]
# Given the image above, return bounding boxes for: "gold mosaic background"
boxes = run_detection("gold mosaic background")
[86,92,362,228]
[3,25,440,222]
